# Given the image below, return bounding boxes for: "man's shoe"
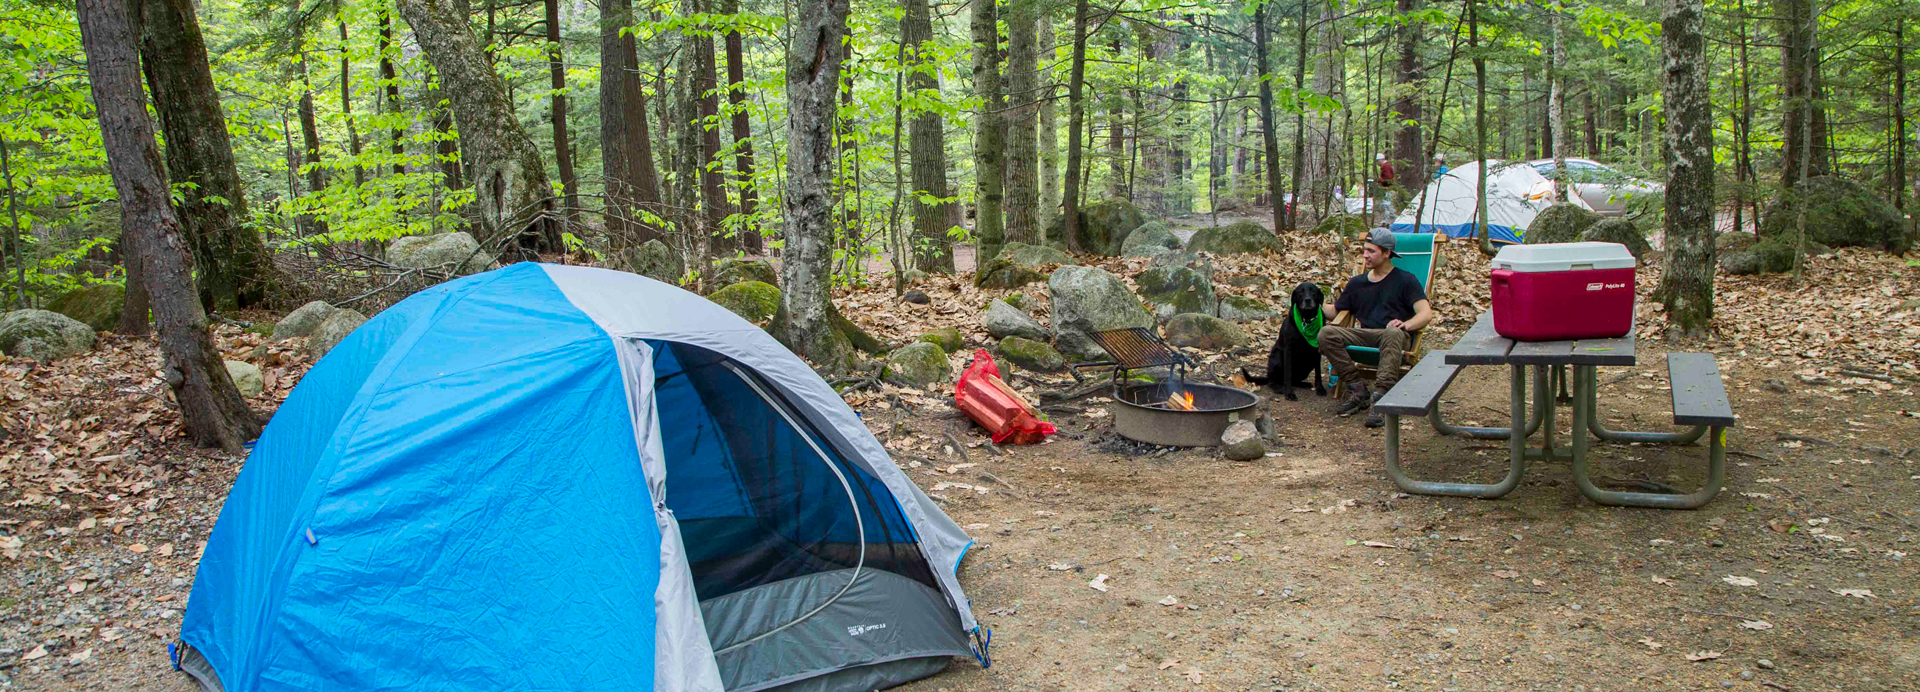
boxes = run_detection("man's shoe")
[1336,383,1372,416]
[1364,394,1387,428]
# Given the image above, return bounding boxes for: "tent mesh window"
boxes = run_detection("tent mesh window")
[650,343,939,601]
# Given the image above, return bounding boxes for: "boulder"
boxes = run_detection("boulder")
[994,336,1066,373]
[709,281,781,324]
[917,326,965,353]
[272,301,338,341]
[1759,175,1911,254]
[1312,213,1371,240]
[1119,221,1183,257]
[392,232,490,274]
[1162,313,1246,351]
[304,308,367,358]
[623,239,685,284]
[0,309,96,361]
[711,258,779,289]
[983,299,1050,342]
[1526,203,1603,245]
[1048,265,1155,361]
[1715,231,1758,254]
[902,290,931,305]
[1580,218,1652,260]
[1220,420,1265,461]
[1720,238,1823,275]
[884,341,950,387]
[1218,295,1279,322]
[975,241,1074,289]
[1186,220,1281,255]
[45,284,126,333]
[1046,199,1148,255]
[1134,257,1217,321]
[224,360,264,398]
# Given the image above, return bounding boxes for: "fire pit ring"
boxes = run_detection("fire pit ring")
[1110,381,1262,448]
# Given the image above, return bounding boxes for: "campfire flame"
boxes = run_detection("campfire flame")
[1166,391,1197,411]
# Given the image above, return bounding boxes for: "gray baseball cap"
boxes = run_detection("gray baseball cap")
[1367,228,1402,258]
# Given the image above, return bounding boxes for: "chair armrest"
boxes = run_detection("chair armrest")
[1332,310,1353,328]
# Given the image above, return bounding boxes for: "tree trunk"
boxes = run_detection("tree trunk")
[722,0,759,251]
[380,5,404,177]
[599,0,662,245]
[1777,0,1830,189]
[904,0,954,271]
[297,60,327,236]
[340,19,365,187]
[1550,0,1568,202]
[1287,0,1308,230]
[544,0,580,225]
[1109,35,1126,200]
[1037,10,1060,229]
[1896,18,1908,216]
[1392,0,1425,186]
[1656,0,1715,336]
[1472,0,1496,257]
[1004,2,1041,245]
[398,0,561,253]
[78,0,260,452]
[1307,0,1345,214]
[430,68,462,191]
[1061,0,1091,254]
[1254,2,1284,235]
[775,0,851,374]
[688,0,730,253]
[1583,86,1599,156]
[971,0,1006,262]
[137,0,270,311]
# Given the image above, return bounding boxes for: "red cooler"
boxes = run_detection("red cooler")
[1490,242,1636,341]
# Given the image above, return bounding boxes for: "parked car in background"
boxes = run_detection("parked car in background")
[1526,158,1663,217]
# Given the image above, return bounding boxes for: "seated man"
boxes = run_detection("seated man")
[1319,228,1433,428]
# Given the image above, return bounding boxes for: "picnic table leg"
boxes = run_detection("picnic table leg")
[1580,366,1709,445]
[1427,365,1546,440]
[1383,363,1526,498]
[1568,365,1728,509]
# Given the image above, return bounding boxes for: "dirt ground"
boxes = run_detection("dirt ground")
[3,232,1917,691]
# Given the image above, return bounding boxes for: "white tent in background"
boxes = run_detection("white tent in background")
[1389,160,1593,244]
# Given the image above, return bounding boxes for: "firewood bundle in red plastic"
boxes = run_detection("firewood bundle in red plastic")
[953,350,1056,445]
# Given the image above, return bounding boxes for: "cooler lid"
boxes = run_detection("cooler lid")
[1491,242,1636,272]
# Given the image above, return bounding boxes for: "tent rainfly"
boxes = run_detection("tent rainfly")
[1389,160,1594,244]
[176,263,983,692]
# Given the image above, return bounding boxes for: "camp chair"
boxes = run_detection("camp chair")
[1330,232,1440,400]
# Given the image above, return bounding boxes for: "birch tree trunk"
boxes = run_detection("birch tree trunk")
[397,0,561,253]
[137,0,271,310]
[1656,0,1716,336]
[904,0,954,272]
[79,0,261,452]
[1004,2,1041,245]
[599,0,662,245]
[971,0,1006,262]
[775,0,851,373]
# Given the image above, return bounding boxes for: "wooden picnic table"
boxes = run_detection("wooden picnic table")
[1375,311,1733,509]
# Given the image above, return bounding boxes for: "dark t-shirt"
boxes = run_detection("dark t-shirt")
[1335,267,1426,330]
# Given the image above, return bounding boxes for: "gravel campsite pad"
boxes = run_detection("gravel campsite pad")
[3,237,1916,691]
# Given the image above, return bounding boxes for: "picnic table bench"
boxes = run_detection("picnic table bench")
[1375,312,1735,509]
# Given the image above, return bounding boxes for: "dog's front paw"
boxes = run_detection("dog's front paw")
[1314,386,1328,396]
[1284,391,1298,401]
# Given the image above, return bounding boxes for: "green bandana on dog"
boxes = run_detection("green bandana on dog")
[1292,309,1325,348]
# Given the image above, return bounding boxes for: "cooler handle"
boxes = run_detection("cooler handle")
[1571,263,1593,270]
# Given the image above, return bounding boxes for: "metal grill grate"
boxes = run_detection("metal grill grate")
[1089,327,1191,370]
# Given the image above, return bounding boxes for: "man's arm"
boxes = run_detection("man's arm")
[1395,299,1433,332]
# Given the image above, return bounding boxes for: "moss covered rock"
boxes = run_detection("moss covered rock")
[1720,238,1827,275]
[709,281,781,324]
[1759,176,1912,254]
[46,284,126,333]
[994,336,1066,373]
[1048,265,1154,361]
[1312,213,1372,240]
[623,239,685,285]
[1526,203,1603,245]
[1162,313,1247,351]
[885,341,950,387]
[1187,221,1281,255]
[1218,295,1278,322]
[1580,218,1651,260]
[975,241,1074,289]
[1046,199,1148,255]
[711,258,779,289]
[1119,221,1183,257]
[1715,231,1758,254]
[1134,258,1217,321]
[917,326,965,354]
[0,309,96,361]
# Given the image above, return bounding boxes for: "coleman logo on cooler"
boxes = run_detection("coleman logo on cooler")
[1586,282,1603,291]
[1585,282,1628,291]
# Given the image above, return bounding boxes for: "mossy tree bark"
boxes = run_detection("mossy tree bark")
[397,0,561,253]
[79,0,261,452]
[137,0,271,311]
[1655,0,1716,336]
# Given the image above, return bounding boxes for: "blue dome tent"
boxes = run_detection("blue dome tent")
[177,263,981,692]
[1389,160,1595,244]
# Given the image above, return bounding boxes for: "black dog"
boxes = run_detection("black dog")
[1242,282,1327,401]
